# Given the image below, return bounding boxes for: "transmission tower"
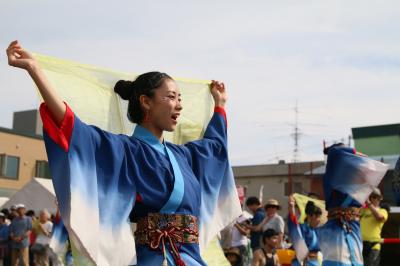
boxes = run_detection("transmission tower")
[291,100,302,162]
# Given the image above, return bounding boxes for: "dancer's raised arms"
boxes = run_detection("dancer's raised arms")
[6,40,65,125]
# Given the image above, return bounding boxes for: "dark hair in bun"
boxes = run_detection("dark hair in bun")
[305,201,322,217]
[323,143,345,155]
[114,71,173,123]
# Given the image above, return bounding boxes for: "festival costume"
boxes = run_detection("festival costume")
[288,146,388,266]
[40,102,241,265]
[318,146,388,266]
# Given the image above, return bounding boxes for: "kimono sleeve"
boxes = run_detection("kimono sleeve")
[184,107,241,252]
[40,103,137,266]
[287,213,309,263]
[324,146,388,208]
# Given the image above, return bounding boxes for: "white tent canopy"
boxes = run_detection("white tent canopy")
[1,178,57,214]
[0,197,9,208]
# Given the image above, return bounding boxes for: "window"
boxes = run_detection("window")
[0,154,20,180]
[35,160,51,179]
[284,182,303,196]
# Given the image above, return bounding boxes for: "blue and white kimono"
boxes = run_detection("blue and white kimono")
[288,213,320,266]
[317,146,388,266]
[40,103,241,266]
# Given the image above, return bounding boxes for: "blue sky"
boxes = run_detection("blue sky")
[1,1,399,165]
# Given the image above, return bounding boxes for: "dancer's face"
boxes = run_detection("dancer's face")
[309,214,321,228]
[144,79,182,132]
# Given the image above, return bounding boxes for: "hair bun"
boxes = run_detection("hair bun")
[305,201,315,213]
[305,200,322,216]
[323,143,345,155]
[114,80,135,100]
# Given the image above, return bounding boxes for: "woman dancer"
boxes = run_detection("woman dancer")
[317,144,387,266]
[6,40,240,266]
[288,196,322,266]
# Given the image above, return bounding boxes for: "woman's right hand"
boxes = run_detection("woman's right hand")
[7,40,66,124]
[288,194,296,216]
[289,194,296,208]
[6,40,37,71]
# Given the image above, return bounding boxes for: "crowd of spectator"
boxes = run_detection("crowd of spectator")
[0,204,63,266]
[0,188,389,266]
[221,189,389,266]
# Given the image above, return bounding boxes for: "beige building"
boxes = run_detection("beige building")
[0,110,49,197]
[233,161,325,217]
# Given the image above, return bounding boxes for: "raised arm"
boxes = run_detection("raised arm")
[6,40,65,124]
[183,79,228,162]
[210,80,226,108]
[288,194,296,217]
[366,199,387,222]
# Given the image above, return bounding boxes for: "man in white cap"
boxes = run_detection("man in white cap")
[9,204,32,266]
[9,206,17,221]
[360,188,388,266]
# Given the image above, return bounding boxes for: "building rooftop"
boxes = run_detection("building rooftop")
[352,123,400,139]
[0,126,43,140]
[233,161,324,178]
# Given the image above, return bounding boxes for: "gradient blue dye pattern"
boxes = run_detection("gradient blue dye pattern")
[42,106,240,266]
[318,146,387,266]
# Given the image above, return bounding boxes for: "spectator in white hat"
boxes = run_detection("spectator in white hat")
[9,204,32,266]
[254,199,285,248]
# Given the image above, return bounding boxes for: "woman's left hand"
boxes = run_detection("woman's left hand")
[210,80,227,108]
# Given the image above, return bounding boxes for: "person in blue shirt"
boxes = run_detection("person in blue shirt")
[245,197,265,252]
[9,204,32,266]
[0,212,10,266]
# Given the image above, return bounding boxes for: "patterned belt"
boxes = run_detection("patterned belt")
[307,251,319,259]
[328,207,360,221]
[135,213,199,266]
[328,207,360,233]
